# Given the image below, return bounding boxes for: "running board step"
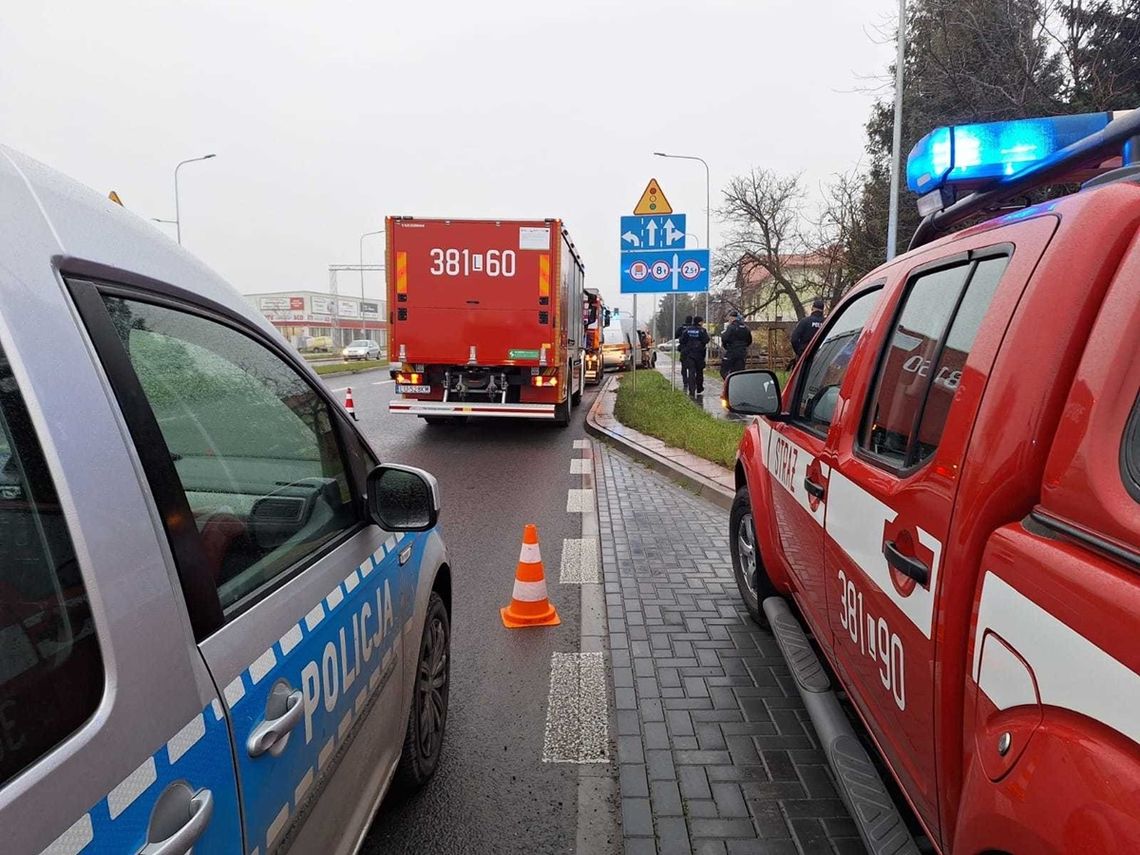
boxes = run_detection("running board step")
[763,597,919,855]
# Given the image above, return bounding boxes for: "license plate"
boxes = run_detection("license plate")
[396,385,431,394]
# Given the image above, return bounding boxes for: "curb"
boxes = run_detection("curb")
[585,375,735,511]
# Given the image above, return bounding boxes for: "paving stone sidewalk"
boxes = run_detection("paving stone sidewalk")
[597,443,862,855]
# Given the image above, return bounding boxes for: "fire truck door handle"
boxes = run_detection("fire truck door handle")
[883,541,929,586]
[803,478,826,500]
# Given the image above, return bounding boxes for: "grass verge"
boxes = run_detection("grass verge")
[613,370,744,469]
[312,360,389,376]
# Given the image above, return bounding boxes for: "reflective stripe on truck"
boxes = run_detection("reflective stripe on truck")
[388,400,557,419]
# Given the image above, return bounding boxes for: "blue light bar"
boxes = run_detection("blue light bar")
[907,112,1113,194]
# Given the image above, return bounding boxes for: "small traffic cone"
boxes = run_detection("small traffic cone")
[501,524,560,628]
[344,387,357,421]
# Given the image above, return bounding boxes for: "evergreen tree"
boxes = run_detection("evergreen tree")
[848,0,1064,273]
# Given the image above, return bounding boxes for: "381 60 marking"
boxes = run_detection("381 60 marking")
[837,569,906,710]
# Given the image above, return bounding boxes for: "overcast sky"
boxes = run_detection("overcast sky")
[2,0,895,317]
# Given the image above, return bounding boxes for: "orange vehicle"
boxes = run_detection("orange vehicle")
[582,288,608,385]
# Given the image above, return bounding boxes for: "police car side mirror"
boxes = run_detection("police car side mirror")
[723,370,783,417]
[366,464,441,532]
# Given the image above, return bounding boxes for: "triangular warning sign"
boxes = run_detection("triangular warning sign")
[633,179,672,215]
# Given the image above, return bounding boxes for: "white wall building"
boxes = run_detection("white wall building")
[245,290,388,350]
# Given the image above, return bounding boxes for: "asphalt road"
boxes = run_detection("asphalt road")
[323,368,607,854]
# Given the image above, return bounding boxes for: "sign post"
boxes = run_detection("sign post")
[620,179,710,390]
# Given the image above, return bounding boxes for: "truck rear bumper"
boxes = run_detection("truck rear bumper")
[388,400,557,419]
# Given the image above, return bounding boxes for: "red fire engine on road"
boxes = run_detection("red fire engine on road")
[725,109,1140,853]
[386,217,585,426]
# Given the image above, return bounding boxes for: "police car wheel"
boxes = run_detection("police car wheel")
[729,487,775,625]
[396,591,450,791]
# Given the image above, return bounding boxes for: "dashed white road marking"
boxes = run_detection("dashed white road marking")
[373,379,394,385]
[543,652,608,763]
[566,489,594,513]
[570,458,592,475]
[559,537,600,584]
[331,386,349,393]
[573,439,590,449]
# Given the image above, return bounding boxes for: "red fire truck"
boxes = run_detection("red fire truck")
[724,109,1140,853]
[386,217,586,426]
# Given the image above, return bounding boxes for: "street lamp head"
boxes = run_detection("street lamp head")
[203,153,216,160]
[653,151,668,157]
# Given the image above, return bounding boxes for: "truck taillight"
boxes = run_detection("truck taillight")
[532,376,558,387]
[396,372,423,384]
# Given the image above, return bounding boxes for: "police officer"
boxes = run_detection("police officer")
[680,316,709,397]
[720,310,752,378]
[790,298,826,360]
[675,315,694,389]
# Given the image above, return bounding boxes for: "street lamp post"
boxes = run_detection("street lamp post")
[360,229,384,338]
[654,151,711,322]
[886,0,907,261]
[173,154,216,245]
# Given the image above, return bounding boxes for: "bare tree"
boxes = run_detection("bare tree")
[806,172,863,306]
[714,170,811,321]
[714,169,863,321]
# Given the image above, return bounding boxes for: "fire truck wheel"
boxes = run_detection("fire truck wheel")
[729,487,776,625]
[571,362,583,407]
[421,416,468,426]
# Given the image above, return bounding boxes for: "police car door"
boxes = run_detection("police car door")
[822,236,1047,836]
[0,313,242,854]
[72,282,408,854]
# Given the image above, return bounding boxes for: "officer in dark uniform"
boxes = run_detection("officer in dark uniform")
[675,315,693,390]
[719,310,752,378]
[790,299,826,361]
[680,316,710,397]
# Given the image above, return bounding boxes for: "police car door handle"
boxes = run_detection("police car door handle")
[803,477,826,500]
[247,688,305,758]
[883,540,929,586]
[138,787,213,855]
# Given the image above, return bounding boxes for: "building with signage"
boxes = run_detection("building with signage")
[244,291,387,351]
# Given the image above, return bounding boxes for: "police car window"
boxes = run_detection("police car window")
[795,288,879,431]
[102,297,360,615]
[0,345,103,788]
[863,257,1007,467]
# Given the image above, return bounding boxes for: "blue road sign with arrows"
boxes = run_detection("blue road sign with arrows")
[620,249,710,294]
[619,214,687,251]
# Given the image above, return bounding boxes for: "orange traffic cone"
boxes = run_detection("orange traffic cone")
[344,387,357,421]
[501,524,561,629]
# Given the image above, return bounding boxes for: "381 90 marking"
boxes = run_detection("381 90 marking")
[837,569,906,710]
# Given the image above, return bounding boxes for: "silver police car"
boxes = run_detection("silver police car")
[0,146,452,854]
